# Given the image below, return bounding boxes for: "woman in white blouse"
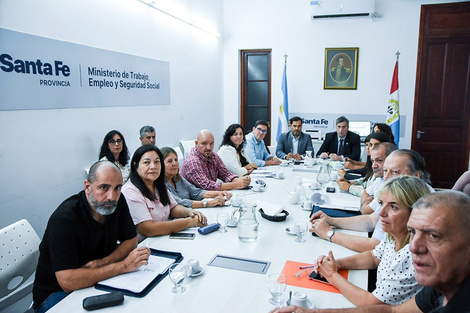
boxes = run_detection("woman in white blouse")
[312,176,430,306]
[121,145,207,241]
[217,123,258,177]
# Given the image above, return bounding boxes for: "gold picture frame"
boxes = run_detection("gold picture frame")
[324,47,359,90]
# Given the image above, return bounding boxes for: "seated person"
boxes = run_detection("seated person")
[316,116,361,161]
[276,116,314,160]
[122,145,207,241]
[270,191,470,313]
[99,130,130,182]
[33,161,150,313]
[245,120,281,167]
[373,122,395,143]
[338,132,393,196]
[311,148,431,252]
[180,129,251,191]
[161,147,232,208]
[452,170,470,197]
[139,125,156,146]
[340,134,371,173]
[314,176,429,306]
[217,123,258,176]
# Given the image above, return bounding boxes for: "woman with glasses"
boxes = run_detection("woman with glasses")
[161,147,231,208]
[122,145,207,241]
[217,124,258,177]
[99,130,130,182]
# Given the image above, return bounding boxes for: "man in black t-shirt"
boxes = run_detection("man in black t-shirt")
[33,161,150,313]
[271,191,470,313]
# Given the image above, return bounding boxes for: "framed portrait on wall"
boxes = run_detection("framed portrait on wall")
[324,47,359,90]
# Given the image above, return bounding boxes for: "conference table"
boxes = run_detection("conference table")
[48,160,368,313]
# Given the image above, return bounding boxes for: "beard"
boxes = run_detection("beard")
[89,190,118,216]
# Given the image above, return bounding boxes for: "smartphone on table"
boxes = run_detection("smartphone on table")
[308,270,329,284]
[169,232,196,240]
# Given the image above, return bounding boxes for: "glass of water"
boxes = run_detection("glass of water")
[169,262,188,293]
[294,221,308,243]
[267,273,286,306]
[217,213,228,233]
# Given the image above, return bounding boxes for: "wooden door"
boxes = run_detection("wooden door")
[412,2,470,188]
[240,50,272,145]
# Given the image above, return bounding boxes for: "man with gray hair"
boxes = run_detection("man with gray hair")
[317,116,361,161]
[139,125,156,146]
[270,191,470,313]
[311,148,433,252]
[33,161,150,313]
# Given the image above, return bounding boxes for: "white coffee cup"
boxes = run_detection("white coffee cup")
[310,182,321,190]
[252,184,261,191]
[187,259,202,275]
[291,291,309,307]
[302,200,312,209]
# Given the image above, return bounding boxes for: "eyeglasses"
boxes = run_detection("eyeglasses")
[108,139,123,145]
[256,128,268,134]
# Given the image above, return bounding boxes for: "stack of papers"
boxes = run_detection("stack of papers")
[258,201,284,216]
[98,255,175,293]
[321,197,360,212]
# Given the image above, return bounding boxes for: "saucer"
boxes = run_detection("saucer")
[190,266,204,277]
[301,205,312,211]
[291,299,314,309]
[285,227,296,236]
[273,175,285,180]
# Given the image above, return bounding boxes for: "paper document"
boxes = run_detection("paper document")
[321,197,360,211]
[98,255,175,293]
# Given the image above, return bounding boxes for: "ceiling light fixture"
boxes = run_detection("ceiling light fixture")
[136,0,220,38]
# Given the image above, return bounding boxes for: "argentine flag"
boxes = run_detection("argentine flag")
[386,60,400,147]
[277,62,289,141]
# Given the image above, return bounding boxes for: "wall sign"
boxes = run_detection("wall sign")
[0,28,170,111]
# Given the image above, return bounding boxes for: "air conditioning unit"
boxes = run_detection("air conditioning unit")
[310,0,376,20]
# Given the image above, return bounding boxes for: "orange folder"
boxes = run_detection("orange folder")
[281,260,348,294]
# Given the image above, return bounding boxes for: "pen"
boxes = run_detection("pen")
[299,265,316,269]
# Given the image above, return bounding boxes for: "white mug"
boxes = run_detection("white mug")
[303,200,312,209]
[252,184,261,191]
[187,259,202,275]
[291,291,309,307]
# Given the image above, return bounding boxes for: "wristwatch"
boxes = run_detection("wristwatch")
[327,230,335,242]
[202,200,208,208]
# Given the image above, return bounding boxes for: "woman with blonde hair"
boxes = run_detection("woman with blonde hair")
[312,175,430,306]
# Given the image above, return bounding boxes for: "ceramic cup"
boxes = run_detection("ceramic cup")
[302,200,312,209]
[187,259,202,275]
[252,184,261,191]
[291,291,309,307]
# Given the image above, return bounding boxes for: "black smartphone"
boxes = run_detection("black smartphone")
[169,232,196,240]
[308,270,329,284]
[326,187,336,193]
[242,185,253,190]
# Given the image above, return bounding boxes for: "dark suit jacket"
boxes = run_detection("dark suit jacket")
[316,131,361,161]
[276,131,314,159]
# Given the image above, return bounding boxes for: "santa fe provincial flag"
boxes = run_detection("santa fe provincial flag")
[277,62,289,141]
[386,60,400,147]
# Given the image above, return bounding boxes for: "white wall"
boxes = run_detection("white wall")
[0,0,224,235]
[222,0,468,148]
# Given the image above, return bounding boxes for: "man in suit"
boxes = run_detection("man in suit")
[276,116,314,160]
[316,116,361,161]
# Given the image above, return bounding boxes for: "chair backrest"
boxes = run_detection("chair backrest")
[0,219,41,299]
[179,139,196,159]
[172,146,184,165]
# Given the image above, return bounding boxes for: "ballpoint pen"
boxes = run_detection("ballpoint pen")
[299,265,316,269]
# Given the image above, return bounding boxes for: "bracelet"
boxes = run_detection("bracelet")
[185,207,191,217]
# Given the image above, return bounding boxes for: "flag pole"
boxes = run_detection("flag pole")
[395,50,400,60]
[284,53,288,64]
